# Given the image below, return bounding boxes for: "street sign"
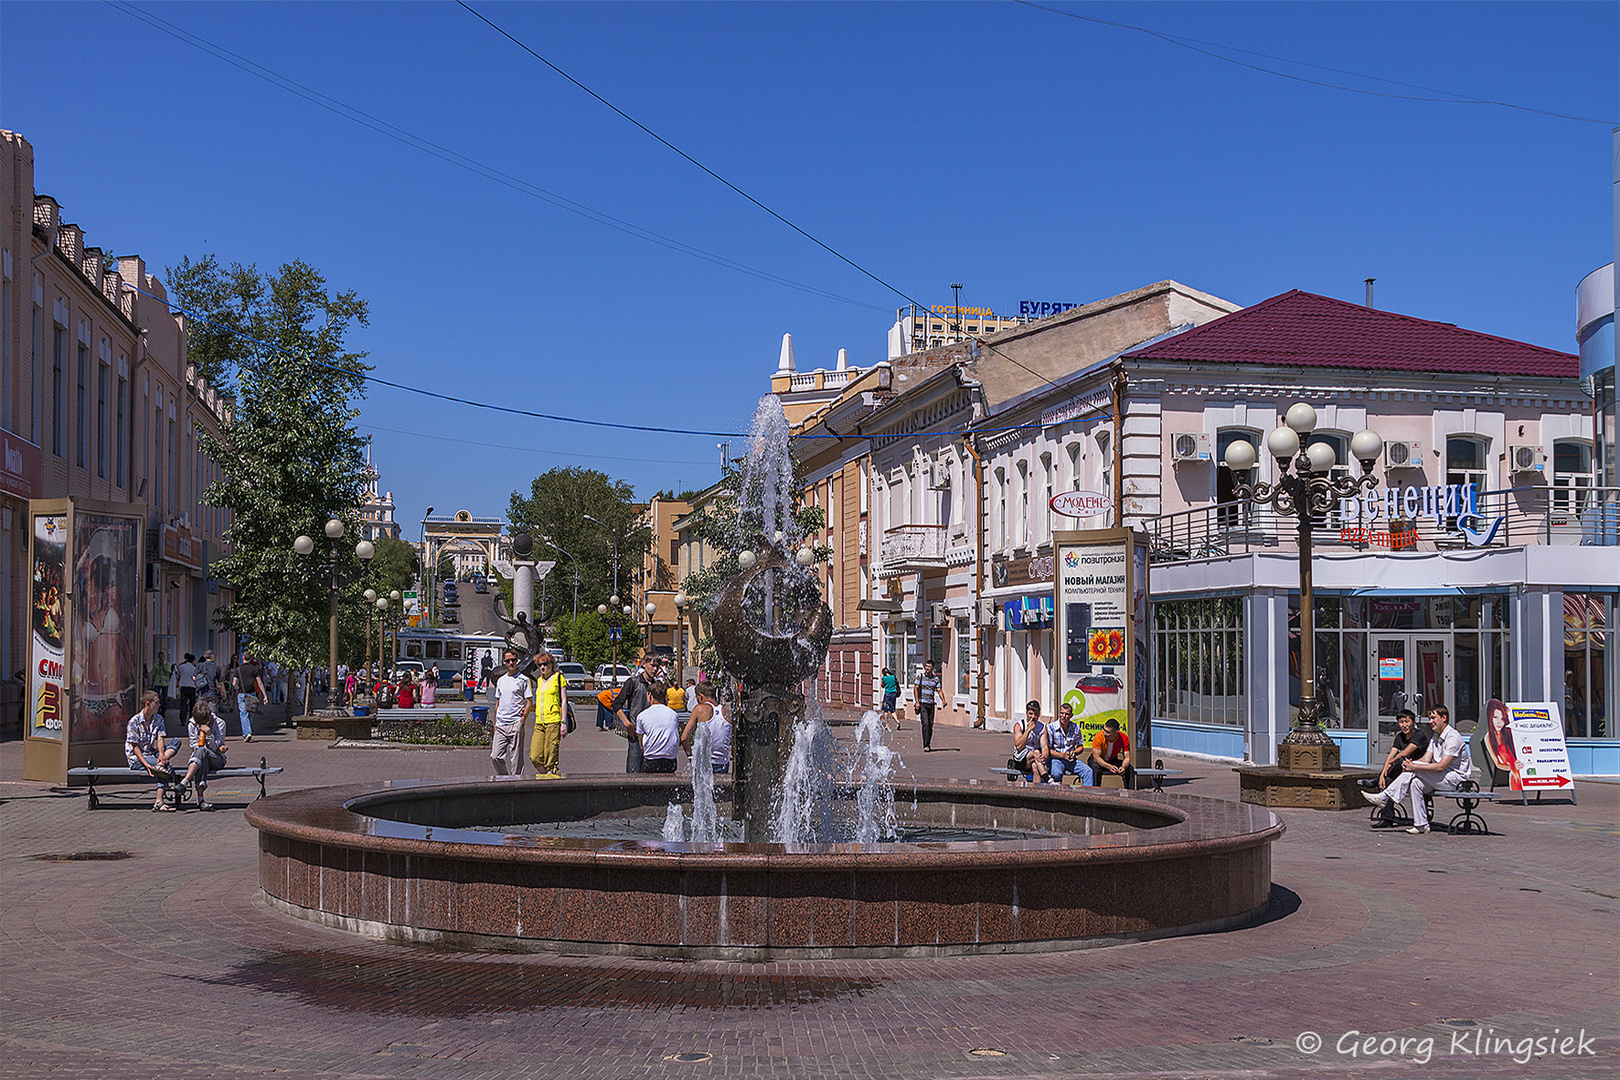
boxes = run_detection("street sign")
[609,627,622,642]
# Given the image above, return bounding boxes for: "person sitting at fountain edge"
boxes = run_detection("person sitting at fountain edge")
[1010,700,1049,782]
[1088,719,1136,788]
[1363,705,1472,834]
[1042,702,1094,785]
[490,652,534,777]
[636,681,681,774]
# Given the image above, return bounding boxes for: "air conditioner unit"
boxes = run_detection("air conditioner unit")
[1508,445,1546,473]
[1383,441,1422,469]
[1170,432,1212,463]
[978,598,997,625]
[929,602,947,623]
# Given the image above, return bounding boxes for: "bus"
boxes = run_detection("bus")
[393,629,506,685]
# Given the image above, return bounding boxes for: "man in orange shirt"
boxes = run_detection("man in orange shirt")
[1088,719,1136,789]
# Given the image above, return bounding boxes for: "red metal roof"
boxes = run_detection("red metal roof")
[1122,290,1577,377]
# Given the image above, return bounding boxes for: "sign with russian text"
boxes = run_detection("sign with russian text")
[1339,482,1477,524]
[29,514,67,740]
[1505,702,1575,793]
[1053,529,1150,759]
[1050,490,1111,520]
[1,430,43,499]
[1020,300,1079,318]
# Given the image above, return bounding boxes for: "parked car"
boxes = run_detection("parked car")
[595,664,632,687]
[472,574,488,593]
[392,659,425,680]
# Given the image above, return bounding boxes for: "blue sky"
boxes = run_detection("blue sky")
[4,2,1613,529]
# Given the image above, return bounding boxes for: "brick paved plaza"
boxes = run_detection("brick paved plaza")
[3,711,1616,1079]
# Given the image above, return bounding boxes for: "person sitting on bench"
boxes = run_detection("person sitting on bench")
[178,701,229,810]
[1088,719,1136,788]
[1042,703,1094,785]
[124,690,182,811]
[1367,709,1430,825]
[1364,705,1472,834]
[1009,700,1049,782]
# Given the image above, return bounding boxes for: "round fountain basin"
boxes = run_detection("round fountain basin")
[248,776,1283,960]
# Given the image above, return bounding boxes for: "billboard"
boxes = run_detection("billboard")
[71,511,143,743]
[1053,529,1151,762]
[29,513,67,740]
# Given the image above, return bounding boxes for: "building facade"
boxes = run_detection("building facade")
[2,131,236,731]
[359,436,399,542]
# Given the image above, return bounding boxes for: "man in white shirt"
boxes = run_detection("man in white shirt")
[1364,705,1473,834]
[490,651,533,776]
[635,681,682,773]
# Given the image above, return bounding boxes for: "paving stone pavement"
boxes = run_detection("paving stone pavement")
[3,707,1616,1078]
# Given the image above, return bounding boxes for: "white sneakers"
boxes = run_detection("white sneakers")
[1406,824,1430,834]
[1362,790,1389,808]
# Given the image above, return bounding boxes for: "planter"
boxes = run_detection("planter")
[470,706,490,724]
[463,688,475,700]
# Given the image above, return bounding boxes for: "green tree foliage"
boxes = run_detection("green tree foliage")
[169,255,373,670]
[368,536,419,598]
[552,610,642,673]
[508,467,651,623]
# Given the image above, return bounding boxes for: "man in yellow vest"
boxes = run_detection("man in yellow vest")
[528,653,567,778]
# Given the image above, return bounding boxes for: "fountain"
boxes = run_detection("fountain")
[247,396,1284,959]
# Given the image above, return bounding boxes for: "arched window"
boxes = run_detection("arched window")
[1094,429,1113,498]
[994,467,1008,549]
[1016,460,1030,546]
[1040,452,1055,542]
[1067,442,1084,490]
[1216,429,1260,527]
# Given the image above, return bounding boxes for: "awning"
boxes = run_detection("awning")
[1350,587,1463,596]
[857,598,903,613]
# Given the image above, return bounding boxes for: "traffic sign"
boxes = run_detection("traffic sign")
[609,627,622,642]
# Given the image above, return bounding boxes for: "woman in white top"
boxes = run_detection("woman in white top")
[680,680,732,773]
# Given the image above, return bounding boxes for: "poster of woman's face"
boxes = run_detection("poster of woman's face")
[1483,698,1515,765]
[71,513,140,743]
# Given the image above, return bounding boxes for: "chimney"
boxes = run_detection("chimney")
[1364,278,1376,308]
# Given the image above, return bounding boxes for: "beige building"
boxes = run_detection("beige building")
[2,130,237,731]
[634,495,690,659]
[887,302,1039,359]
[359,437,399,542]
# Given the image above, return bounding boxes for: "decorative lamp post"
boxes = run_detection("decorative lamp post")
[421,506,434,624]
[673,592,688,688]
[1222,403,1382,750]
[294,518,373,709]
[375,596,389,681]
[388,589,402,673]
[363,588,378,674]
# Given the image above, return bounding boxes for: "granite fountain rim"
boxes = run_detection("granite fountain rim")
[246,775,1285,870]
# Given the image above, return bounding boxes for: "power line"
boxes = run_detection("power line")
[358,423,714,465]
[103,1,890,312]
[1015,0,1617,126]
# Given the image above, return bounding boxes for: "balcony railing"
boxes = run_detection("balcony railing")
[1144,486,1619,565]
[880,523,948,569]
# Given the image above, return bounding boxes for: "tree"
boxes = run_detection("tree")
[169,255,373,674]
[553,610,641,673]
[368,536,419,598]
[508,467,651,621]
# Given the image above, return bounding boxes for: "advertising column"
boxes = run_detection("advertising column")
[1053,529,1152,767]
[23,498,146,784]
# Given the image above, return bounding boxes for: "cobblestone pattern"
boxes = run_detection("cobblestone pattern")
[3,707,1616,1078]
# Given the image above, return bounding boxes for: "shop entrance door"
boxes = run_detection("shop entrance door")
[1369,636,1452,761]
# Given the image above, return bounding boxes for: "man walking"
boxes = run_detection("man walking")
[914,660,942,751]
[1364,705,1473,834]
[234,653,267,743]
[613,653,659,773]
[490,651,533,777]
[151,652,171,716]
[175,653,198,721]
[196,650,223,721]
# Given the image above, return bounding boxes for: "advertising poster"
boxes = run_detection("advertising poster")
[1131,536,1151,757]
[1501,702,1574,793]
[70,512,142,744]
[1054,530,1143,748]
[29,513,67,740]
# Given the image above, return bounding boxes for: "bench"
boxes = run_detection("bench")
[68,757,283,810]
[1367,779,1497,835]
[1134,761,1183,793]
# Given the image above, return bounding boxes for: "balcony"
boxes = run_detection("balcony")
[879,524,948,573]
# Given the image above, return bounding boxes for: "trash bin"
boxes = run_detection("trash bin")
[353,705,372,717]
[463,687,475,700]
[470,706,490,724]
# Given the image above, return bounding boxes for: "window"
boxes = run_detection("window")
[1015,460,1029,546]
[1552,441,1594,514]
[931,323,944,332]
[51,324,64,457]
[994,467,1008,549]
[31,291,42,443]
[167,418,175,511]
[1563,592,1612,739]
[96,363,108,478]
[884,621,916,686]
[956,617,971,695]
[153,405,163,508]
[1305,432,1349,525]
[1067,443,1084,490]
[1445,436,1487,528]
[1040,452,1055,541]
[115,376,126,488]
[1153,596,1245,726]
[1216,430,1259,528]
[1,260,10,433]
[76,341,87,468]
[1095,429,1113,501]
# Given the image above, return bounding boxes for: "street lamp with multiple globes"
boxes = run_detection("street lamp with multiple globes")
[375,595,390,678]
[293,518,374,708]
[597,595,633,688]
[1221,403,1383,746]
[363,588,378,675]
[388,589,402,673]
[673,592,689,687]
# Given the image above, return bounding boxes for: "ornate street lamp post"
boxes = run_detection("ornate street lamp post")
[388,589,402,673]
[294,518,374,708]
[363,588,378,675]
[1222,403,1383,747]
[375,595,389,679]
[673,592,688,687]
[597,596,631,688]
